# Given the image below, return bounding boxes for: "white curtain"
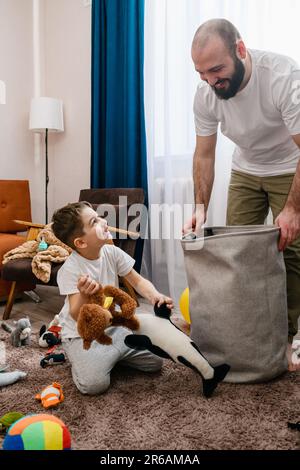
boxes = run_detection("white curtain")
[143,0,300,307]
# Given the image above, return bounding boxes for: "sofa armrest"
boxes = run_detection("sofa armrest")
[13,220,45,229]
[13,220,45,242]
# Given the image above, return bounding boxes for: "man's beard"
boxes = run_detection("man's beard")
[212,57,245,100]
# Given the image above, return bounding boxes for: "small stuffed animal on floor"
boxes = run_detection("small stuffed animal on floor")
[35,382,64,409]
[77,284,140,349]
[1,318,32,347]
[0,370,27,387]
[124,303,230,398]
[40,353,66,368]
[39,314,62,348]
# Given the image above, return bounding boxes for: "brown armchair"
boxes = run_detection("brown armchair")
[0,180,36,302]
[1,187,145,319]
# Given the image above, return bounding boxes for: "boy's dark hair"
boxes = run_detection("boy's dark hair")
[52,201,92,250]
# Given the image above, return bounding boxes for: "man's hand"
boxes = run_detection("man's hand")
[182,204,206,236]
[77,275,100,296]
[275,207,300,251]
[150,292,174,310]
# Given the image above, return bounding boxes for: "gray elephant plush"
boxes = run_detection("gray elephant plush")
[1,317,32,347]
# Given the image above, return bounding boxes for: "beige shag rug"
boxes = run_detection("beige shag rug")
[0,331,299,450]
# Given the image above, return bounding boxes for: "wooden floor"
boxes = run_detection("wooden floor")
[0,286,64,333]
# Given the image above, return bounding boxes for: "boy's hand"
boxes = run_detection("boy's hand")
[151,293,174,310]
[77,275,100,296]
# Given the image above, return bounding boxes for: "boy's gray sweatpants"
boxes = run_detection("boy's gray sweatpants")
[63,326,163,395]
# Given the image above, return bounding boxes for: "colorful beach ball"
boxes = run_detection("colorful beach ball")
[2,413,71,450]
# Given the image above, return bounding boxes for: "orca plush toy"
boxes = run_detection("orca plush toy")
[124,303,230,398]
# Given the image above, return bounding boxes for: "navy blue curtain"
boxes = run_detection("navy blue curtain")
[91,0,147,196]
[91,0,147,272]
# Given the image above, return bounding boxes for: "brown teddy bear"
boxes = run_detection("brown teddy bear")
[77,284,140,350]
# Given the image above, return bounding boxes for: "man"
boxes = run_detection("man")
[184,18,300,370]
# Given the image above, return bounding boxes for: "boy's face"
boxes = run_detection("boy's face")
[74,206,111,250]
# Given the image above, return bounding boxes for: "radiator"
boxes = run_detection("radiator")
[149,178,191,298]
[149,177,194,243]
[152,177,194,205]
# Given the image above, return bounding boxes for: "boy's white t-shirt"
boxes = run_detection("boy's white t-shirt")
[193,49,300,176]
[57,244,135,340]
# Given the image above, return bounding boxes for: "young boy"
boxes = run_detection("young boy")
[52,201,174,395]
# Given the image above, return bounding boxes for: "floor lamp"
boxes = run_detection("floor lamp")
[29,97,64,224]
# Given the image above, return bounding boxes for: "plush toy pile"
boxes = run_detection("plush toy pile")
[0,281,231,460]
[38,315,66,368]
[2,225,72,282]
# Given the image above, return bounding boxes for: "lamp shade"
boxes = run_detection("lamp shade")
[29,97,64,132]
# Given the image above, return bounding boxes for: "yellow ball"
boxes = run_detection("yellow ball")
[179,288,191,324]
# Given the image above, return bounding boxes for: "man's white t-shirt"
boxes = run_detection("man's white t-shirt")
[57,244,135,340]
[193,49,300,176]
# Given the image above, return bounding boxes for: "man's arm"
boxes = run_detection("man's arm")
[193,133,217,210]
[275,133,300,250]
[288,135,300,210]
[182,133,217,234]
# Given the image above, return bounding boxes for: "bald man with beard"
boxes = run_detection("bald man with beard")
[184,18,300,371]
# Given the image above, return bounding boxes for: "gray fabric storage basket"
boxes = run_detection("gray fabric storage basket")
[181,225,288,383]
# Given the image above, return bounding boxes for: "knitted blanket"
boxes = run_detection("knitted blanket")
[3,225,72,283]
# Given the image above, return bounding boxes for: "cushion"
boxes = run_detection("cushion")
[0,180,32,233]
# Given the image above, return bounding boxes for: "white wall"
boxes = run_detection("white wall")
[45,0,91,219]
[0,0,36,213]
[0,0,91,223]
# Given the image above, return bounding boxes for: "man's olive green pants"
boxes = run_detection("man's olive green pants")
[227,170,300,341]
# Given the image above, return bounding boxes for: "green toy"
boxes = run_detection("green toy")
[0,412,24,432]
[38,237,48,251]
